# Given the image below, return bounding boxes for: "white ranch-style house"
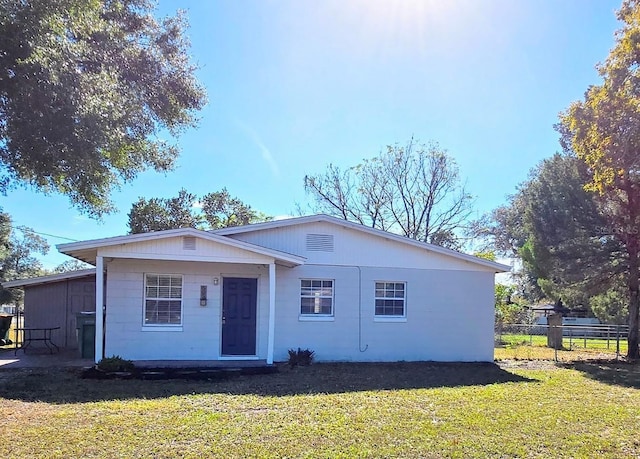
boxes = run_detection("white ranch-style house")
[53,214,509,364]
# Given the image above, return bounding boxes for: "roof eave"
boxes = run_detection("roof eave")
[57,228,306,267]
[2,268,97,288]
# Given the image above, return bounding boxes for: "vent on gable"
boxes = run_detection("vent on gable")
[306,233,334,252]
[183,236,197,250]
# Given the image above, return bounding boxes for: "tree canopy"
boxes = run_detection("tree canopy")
[0,0,206,217]
[127,188,271,234]
[304,139,473,249]
[0,211,48,304]
[474,154,620,309]
[558,0,640,358]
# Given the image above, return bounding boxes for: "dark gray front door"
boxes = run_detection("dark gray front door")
[222,277,257,355]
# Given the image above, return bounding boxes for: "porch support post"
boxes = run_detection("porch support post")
[95,255,104,364]
[267,262,276,364]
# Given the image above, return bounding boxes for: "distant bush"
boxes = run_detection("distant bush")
[288,348,315,368]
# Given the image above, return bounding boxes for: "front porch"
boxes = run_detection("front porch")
[56,228,306,365]
[0,347,278,377]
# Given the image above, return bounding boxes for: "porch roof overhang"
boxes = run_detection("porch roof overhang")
[2,268,96,289]
[56,228,306,268]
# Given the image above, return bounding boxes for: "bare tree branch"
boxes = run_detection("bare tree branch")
[304,139,474,248]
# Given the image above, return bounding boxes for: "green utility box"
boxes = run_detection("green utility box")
[0,315,13,345]
[76,312,96,359]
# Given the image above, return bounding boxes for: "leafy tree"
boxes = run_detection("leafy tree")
[472,154,616,306]
[201,188,272,229]
[127,188,270,234]
[522,154,620,303]
[558,0,640,358]
[0,219,48,304]
[304,138,473,248]
[128,189,202,233]
[473,251,496,261]
[590,281,629,325]
[52,259,93,274]
[0,0,206,217]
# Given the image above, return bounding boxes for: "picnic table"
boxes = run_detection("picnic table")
[14,327,60,355]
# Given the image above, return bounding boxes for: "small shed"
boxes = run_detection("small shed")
[3,269,96,348]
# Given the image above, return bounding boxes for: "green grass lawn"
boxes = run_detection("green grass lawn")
[1,361,639,458]
[496,333,629,355]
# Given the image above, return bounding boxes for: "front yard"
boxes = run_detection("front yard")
[1,361,639,458]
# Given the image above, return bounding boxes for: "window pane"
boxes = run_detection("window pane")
[146,275,158,286]
[301,297,314,314]
[320,287,332,296]
[145,300,158,323]
[301,280,311,288]
[320,298,332,314]
[169,300,181,324]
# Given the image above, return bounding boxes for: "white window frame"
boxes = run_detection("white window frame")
[143,273,183,328]
[299,279,334,319]
[374,281,407,320]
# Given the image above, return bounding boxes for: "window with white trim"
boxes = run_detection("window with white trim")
[375,282,406,317]
[300,279,334,316]
[144,274,183,325]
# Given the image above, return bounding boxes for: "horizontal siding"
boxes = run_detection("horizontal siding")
[229,221,491,271]
[104,259,269,361]
[273,265,495,362]
[103,259,494,363]
[98,236,274,264]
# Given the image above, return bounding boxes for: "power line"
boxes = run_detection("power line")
[13,225,79,242]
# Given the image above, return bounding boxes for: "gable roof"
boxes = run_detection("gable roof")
[57,227,306,267]
[3,268,97,289]
[214,214,510,273]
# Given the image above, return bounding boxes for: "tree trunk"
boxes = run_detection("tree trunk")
[627,240,640,359]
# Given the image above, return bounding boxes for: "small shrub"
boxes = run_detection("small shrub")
[97,355,135,372]
[288,347,315,368]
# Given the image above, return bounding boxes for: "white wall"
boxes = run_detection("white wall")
[101,221,497,363]
[273,264,495,362]
[229,221,495,272]
[99,235,275,264]
[104,259,269,361]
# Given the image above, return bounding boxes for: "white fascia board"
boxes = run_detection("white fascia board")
[57,228,210,253]
[57,227,305,267]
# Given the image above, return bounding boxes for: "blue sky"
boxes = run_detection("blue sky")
[4,0,622,268]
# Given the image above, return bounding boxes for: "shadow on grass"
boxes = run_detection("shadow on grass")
[0,362,537,404]
[560,361,640,389]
